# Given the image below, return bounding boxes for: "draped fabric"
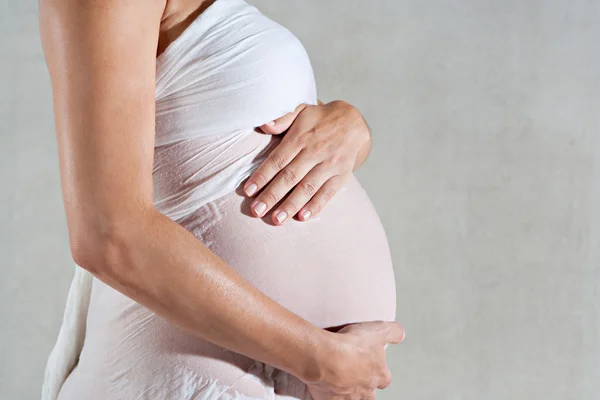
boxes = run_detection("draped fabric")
[42,1,317,398]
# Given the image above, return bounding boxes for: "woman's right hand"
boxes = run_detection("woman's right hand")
[305,321,405,400]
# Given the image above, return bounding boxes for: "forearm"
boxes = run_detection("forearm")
[77,205,327,381]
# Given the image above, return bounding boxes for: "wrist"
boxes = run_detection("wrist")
[290,327,337,384]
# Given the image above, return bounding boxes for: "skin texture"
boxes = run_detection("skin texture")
[246,100,373,226]
[38,0,403,398]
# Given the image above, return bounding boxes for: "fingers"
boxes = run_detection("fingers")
[244,140,302,198]
[270,162,331,225]
[377,368,393,390]
[295,174,348,221]
[248,162,348,225]
[365,392,378,400]
[249,155,314,219]
[259,103,308,135]
[343,321,406,344]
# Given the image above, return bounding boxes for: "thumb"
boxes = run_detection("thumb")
[338,321,406,344]
[381,321,405,344]
[259,103,307,134]
[350,321,405,344]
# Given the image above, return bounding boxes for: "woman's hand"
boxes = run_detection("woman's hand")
[243,100,372,225]
[304,321,405,400]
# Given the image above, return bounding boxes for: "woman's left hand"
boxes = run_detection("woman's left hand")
[244,100,371,225]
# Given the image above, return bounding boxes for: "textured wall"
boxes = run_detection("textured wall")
[1,1,599,399]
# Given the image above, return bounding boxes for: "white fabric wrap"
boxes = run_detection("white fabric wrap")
[41,0,317,398]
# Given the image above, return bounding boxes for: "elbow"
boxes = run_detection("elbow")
[69,232,120,278]
[68,216,136,279]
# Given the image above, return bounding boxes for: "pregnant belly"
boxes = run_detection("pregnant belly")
[177,176,397,328]
[72,169,396,399]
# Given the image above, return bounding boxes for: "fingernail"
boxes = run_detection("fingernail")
[275,211,288,223]
[266,120,275,126]
[253,201,267,216]
[245,183,257,196]
[300,210,311,220]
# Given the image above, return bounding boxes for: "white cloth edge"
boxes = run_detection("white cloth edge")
[41,264,93,400]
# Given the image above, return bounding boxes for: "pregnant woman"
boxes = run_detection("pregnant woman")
[40,0,402,399]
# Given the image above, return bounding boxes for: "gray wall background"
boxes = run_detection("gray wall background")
[1,1,599,399]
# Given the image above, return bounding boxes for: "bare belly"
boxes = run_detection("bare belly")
[178,176,396,328]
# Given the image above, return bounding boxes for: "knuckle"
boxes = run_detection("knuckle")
[262,189,279,205]
[299,181,317,196]
[380,370,392,388]
[306,201,322,217]
[330,154,346,168]
[307,127,319,137]
[322,159,339,171]
[280,168,297,185]
[371,375,378,388]
[270,153,288,170]
[282,198,300,213]
[288,130,306,145]
[308,202,321,215]
[313,142,328,157]
[320,187,336,202]
[385,369,393,383]
[296,103,308,112]
[251,171,268,187]
[366,379,377,394]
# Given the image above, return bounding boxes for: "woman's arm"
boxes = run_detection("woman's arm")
[39,0,322,376]
[39,0,402,397]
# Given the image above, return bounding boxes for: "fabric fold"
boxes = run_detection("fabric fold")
[41,0,318,398]
[41,265,93,400]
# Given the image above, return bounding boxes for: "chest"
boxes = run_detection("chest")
[154,0,318,145]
